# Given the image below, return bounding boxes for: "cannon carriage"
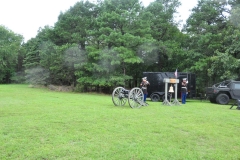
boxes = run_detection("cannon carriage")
[112,87,148,108]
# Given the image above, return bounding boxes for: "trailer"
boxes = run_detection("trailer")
[142,72,196,102]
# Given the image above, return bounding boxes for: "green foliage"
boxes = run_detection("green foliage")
[75,0,159,88]
[53,1,96,47]
[182,0,240,85]
[0,25,23,83]
[208,50,240,80]
[1,0,184,88]
[23,38,41,69]
[2,0,240,90]
[144,0,183,71]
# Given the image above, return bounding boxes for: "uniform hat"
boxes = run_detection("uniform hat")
[183,78,187,81]
[142,77,147,80]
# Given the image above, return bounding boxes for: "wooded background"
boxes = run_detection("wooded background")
[0,0,239,93]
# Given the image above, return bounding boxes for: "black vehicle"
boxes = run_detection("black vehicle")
[206,80,240,105]
[143,72,196,102]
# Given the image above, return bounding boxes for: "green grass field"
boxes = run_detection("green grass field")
[1,84,240,160]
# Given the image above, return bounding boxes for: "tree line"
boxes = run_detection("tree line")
[0,0,239,93]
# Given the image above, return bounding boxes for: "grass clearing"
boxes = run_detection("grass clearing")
[1,84,240,159]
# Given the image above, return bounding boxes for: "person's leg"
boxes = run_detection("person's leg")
[184,93,187,104]
[181,92,184,104]
[184,93,186,104]
[182,93,186,104]
[144,94,147,102]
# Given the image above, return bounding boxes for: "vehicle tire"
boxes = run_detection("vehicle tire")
[209,97,216,103]
[216,94,229,105]
[161,95,170,102]
[151,94,160,102]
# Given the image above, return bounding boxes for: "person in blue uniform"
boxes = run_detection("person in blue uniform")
[181,78,188,104]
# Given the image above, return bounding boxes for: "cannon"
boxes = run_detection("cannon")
[112,87,148,108]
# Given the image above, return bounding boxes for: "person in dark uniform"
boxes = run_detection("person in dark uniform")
[181,78,188,104]
[140,77,150,103]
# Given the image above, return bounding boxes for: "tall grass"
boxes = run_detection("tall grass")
[0,84,240,160]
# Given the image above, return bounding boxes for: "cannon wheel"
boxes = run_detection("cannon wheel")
[112,87,127,106]
[128,87,144,109]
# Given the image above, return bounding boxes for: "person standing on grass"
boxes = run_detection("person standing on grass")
[181,78,188,104]
[140,77,150,103]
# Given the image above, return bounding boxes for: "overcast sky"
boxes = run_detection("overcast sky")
[0,0,198,42]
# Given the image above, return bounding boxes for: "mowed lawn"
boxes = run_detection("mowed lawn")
[0,84,240,160]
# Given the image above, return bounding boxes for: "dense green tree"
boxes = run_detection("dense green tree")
[23,26,53,70]
[143,0,182,72]
[0,25,23,83]
[21,0,185,89]
[228,0,240,59]
[23,38,41,69]
[77,0,153,89]
[23,29,82,86]
[8,0,240,92]
[11,46,27,83]
[53,0,97,48]
[207,0,240,80]
[23,37,50,85]
[61,44,87,86]
[183,0,230,86]
[208,50,240,80]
